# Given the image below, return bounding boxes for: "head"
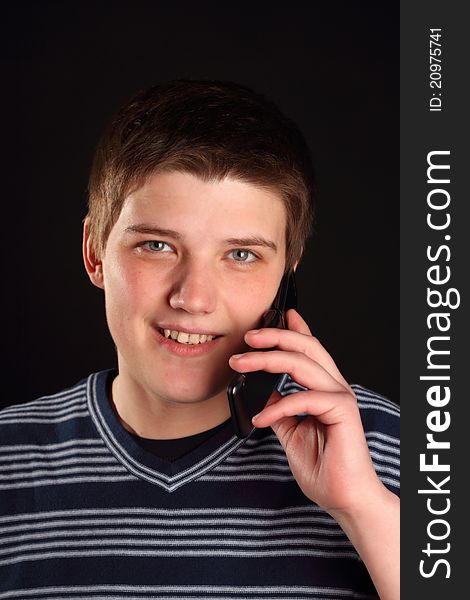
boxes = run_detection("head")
[83,81,315,426]
[86,80,315,271]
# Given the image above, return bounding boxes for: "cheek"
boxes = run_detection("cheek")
[103,260,149,320]
[225,276,280,331]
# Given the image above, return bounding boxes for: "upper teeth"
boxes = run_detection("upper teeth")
[163,329,216,344]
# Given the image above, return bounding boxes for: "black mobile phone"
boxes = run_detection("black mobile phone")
[227,270,297,438]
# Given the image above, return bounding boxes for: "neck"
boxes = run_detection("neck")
[110,372,231,440]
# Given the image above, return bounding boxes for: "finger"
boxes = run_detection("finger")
[286,308,312,336]
[264,389,283,408]
[253,390,299,434]
[229,350,346,393]
[252,389,359,429]
[244,328,348,388]
[252,391,298,433]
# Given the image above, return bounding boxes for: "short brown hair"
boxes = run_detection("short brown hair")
[87,80,315,270]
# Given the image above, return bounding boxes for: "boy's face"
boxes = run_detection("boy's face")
[85,171,287,410]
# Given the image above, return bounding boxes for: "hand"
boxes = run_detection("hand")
[229,309,388,517]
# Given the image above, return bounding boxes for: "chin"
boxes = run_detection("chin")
[158,370,231,404]
[156,363,233,398]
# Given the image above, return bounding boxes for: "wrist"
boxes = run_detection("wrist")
[328,480,399,531]
[329,484,400,600]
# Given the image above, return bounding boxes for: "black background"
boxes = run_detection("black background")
[1,1,399,408]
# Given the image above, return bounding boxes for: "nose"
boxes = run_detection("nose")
[168,261,217,315]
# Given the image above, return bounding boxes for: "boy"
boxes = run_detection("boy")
[0,80,399,599]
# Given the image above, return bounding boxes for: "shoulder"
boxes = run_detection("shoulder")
[351,384,400,497]
[280,377,400,496]
[0,374,92,447]
[351,383,400,436]
[279,376,399,441]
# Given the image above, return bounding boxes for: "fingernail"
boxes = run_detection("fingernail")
[247,329,260,335]
[252,413,260,422]
[231,354,244,360]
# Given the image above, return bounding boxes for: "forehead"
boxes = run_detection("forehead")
[117,171,287,241]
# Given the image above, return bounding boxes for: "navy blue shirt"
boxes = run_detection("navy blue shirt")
[0,369,400,599]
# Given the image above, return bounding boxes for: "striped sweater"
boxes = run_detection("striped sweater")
[0,369,400,599]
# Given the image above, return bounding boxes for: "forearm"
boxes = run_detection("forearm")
[330,486,400,600]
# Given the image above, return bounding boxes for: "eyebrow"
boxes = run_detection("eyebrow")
[224,237,278,252]
[124,224,278,252]
[125,225,183,239]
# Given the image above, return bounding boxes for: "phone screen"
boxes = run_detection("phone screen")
[227,271,297,438]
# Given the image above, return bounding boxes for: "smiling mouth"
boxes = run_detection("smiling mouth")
[157,328,221,345]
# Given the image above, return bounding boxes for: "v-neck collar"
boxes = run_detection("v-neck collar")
[87,370,249,492]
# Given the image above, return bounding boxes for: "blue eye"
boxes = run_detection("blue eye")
[230,249,257,263]
[145,241,173,252]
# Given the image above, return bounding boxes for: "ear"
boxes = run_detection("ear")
[82,217,104,290]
